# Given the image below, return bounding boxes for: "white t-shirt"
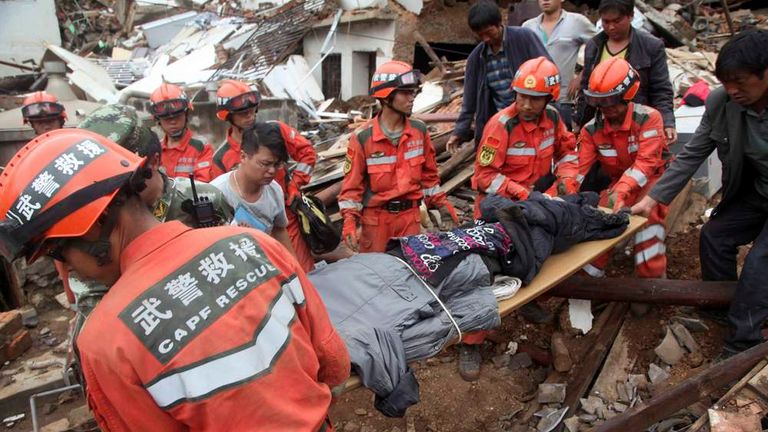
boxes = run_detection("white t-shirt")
[210,172,288,234]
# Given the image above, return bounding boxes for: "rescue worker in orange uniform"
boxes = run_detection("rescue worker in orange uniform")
[0,129,350,431]
[338,61,458,253]
[149,83,214,181]
[21,91,67,136]
[472,56,579,218]
[461,57,578,382]
[577,57,670,278]
[211,80,318,271]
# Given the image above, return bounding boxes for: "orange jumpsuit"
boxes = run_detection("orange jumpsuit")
[578,102,670,278]
[77,221,350,432]
[338,117,440,253]
[161,129,214,182]
[212,122,317,272]
[472,103,579,218]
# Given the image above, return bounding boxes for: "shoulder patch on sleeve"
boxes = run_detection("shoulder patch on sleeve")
[188,137,205,152]
[545,105,560,124]
[478,145,497,166]
[409,118,428,134]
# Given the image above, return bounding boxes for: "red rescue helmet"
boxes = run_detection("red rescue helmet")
[149,83,192,118]
[216,80,261,121]
[0,129,144,263]
[584,57,640,107]
[512,56,561,100]
[21,91,67,124]
[369,61,422,99]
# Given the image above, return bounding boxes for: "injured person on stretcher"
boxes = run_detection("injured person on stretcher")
[307,191,631,418]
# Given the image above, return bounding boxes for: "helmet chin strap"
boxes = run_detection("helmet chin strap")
[382,98,410,117]
[169,126,186,139]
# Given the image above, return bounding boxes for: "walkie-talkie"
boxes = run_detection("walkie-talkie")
[188,174,217,228]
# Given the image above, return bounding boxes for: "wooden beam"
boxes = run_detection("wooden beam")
[555,303,629,431]
[414,31,446,75]
[413,112,460,123]
[438,145,474,180]
[595,341,768,432]
[440,165,474,194]
[550,277,735,308]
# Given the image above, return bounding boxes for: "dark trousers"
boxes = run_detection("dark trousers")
[700,193,768,352]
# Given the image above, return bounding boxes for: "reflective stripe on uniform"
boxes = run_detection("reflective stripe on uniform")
[598,148,618,157]
[582,263,605,278]
[366,156,397,166]
[625,168,648,187]
[145,279,305,409]
[422,185,441,196]
[576,174,585,183]
[556,154,578,167]
[498,114,511,125]
[404,148,424,160]
[339,200,363,211]
[628,143,638,153]
[634,224,666,244]
[507,148,536,156]
[175,165,194,173]
[635,243,666,265]
[295,162,313,175]
[486,174,506,194]
[642,129,659,138]
[539,137,554,150]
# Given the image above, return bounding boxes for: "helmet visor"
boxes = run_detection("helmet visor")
[225,91,260,112]
[150,99,188,118]
[23,102,65,120]
[370,70,423,96]
[584,91,626,107]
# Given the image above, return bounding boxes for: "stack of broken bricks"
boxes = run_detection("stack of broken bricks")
[0,311,32,368]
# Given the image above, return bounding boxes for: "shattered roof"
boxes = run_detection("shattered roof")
[210,0,332,82]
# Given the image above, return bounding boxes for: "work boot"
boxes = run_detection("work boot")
[457,343,481,382]
[519,302,553,324]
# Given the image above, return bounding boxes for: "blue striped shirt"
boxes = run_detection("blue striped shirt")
[486,48,515,111]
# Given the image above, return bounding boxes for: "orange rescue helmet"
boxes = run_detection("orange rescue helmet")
[584,57,640,107]
[512,56,561,100]
[216,80,261,121]
[0,129,144,263]
[149,83,192,118]
[21,91,67,124]
[369,61,422,99]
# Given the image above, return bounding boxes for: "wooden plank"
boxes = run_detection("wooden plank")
[555,303,629,432]
[498,215,645,316]
[590,321,635,402]
[440,165,474,194]
[746,362,768,399]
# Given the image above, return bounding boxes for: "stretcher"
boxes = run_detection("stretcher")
[336,213,647,394]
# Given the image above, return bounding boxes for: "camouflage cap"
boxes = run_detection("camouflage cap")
[78,104,159,157]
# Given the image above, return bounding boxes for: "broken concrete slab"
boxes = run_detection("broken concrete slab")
[536,407,568,432]
[492,353,511,369]
[568,299,593,334]
[0,352,66,413]
[671,316,710,332]
[708,408,762,432]
[648,363,670,385]
[508,352,533,371]
[538,383,567,404]
[670,322,700,353]
[654,326,686,365]
[563,416,579,432]
[580,395,605,416]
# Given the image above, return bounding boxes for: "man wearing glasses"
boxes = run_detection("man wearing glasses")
[149,83,214,181]
[339,61,458,253]
[211,123,297,257]
[212,79,317,271]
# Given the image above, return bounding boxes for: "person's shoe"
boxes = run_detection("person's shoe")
[519,302,553,324]
[457,343,481,382]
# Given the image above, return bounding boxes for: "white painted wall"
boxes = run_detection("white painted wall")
[303,19,396,101]
[0,0,61,77]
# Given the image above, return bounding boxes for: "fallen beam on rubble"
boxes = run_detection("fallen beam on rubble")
[595,340,768,432]
[438,145,474,180]
[555,303,629,432]
[550,277,735,308]
[314,182,342,206]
